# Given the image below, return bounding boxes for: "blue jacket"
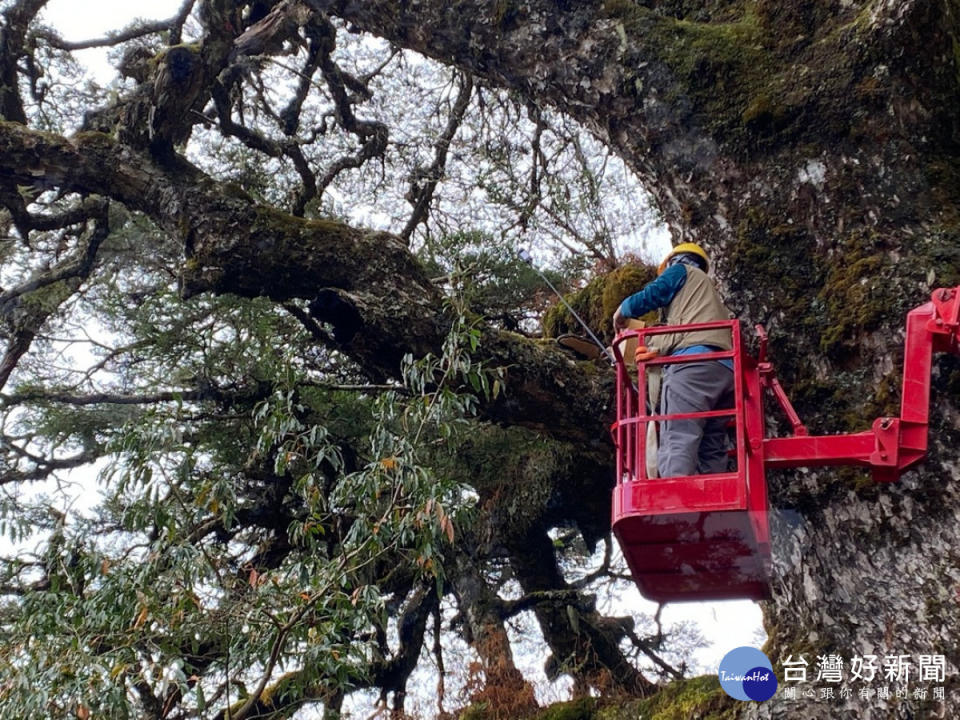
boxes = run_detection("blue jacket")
[619,263,687,318]
[620,264,733,369]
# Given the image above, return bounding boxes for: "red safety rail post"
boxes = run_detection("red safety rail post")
[740,333,771,565]
[610,339,636,484]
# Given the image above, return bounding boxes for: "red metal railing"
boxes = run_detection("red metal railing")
[613,288,960,487]
[610,319,744,485]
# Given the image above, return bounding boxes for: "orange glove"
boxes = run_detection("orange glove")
[635,345,659,363]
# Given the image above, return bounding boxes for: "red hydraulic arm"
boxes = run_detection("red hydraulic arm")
[760,286,960,482]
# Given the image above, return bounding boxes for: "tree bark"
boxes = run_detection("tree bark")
[448,548,540,716]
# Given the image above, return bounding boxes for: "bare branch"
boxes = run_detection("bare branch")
[33,0,197,51]
[282,301,336,344]
[277,42,323,136]
[0,205,108,391]
[400,71,473,244]
[1,389,211,407]
[314,18,389,198]
[210,73,319,214]
[1,381,395,408]
[0,199,107,302]
[512,105,547,234]
[0,447,98,485]
[21,196,108,233]
[623,624,684,681]
[568,535,615,590]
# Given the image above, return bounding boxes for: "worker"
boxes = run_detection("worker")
[612,243,735,477]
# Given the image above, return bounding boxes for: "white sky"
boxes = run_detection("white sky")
[34,0,765,684]
[43,0,184,37]
[43,0,185,82]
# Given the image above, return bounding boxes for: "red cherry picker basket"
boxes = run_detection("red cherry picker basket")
[610,287,960,603]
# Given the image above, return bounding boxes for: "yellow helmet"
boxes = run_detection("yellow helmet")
[658,242,709,275]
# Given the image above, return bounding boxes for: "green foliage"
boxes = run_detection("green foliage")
[419,230,575,330]
[0,267,489,719]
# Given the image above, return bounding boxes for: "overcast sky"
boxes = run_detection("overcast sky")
[42,0,184,82]
[44,0,183,37]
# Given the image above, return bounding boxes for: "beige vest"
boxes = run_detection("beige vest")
[648,266,734,355]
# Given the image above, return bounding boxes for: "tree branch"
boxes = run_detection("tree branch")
[314,18,389,199]
[0,0,48,123]
[0,446,98,485]
[33,0,196,51]
[498,589,583,620]
[0,121,615,443]
[0,204,108,390]
[400,70,473,244]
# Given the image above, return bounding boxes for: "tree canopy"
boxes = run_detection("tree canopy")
[1,1,960,719]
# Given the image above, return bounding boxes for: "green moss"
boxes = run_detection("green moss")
[847,369,900,429]
[729,209,902,376]
[221,671,300,717]
[600,2,777,145]
[221,181,254,201]
[729,207,821,322]
[534,696,597,720]
[542,263,656,342]
[817,260,884,355]
[760,611,834,688]
[526,677,736,720]
[947,367,960,399]
[595,676,734,720]
[70,130,116,149]
[726,209,904,433]
[492,0,523,29]
[19,278,78,316]
[458,702,488,720]
[816,230,897,359]
[602,265,657,321]
[741,92,790,133]
[428,424,575,541]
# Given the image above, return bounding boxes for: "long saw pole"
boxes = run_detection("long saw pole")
[518,248,615,365]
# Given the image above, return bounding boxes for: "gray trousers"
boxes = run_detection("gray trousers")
[658,361,735,477]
